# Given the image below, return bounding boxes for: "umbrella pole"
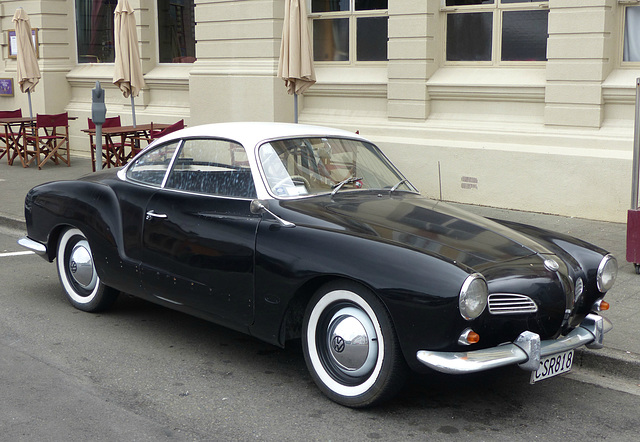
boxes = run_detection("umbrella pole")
[294,93,298,124]
[131,94,137,128]
[27,90,33,120]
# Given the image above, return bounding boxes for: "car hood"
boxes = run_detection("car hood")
[280,192,554,271]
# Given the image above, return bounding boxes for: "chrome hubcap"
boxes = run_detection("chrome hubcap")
[68,240,95,290]
[326,306,378,377]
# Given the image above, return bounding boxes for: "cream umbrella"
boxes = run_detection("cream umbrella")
[113,0,145,127]
[278,0,316,123]
[12,8,41,120]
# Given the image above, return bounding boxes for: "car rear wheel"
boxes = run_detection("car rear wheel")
[302,281,407,408]
[56,228,118,312]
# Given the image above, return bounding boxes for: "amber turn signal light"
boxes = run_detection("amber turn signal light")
[467,331,480,344]
[593,299,609,312]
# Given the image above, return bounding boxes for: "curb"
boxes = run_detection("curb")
[0,214,26,233]
[575,347,640,382]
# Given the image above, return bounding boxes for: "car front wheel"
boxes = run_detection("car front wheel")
[56,228,118,312]
[302,281,407,407]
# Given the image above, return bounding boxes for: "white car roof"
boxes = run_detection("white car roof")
[158,122,367,148]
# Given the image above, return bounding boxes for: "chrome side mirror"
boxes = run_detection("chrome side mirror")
[250,200,295,228]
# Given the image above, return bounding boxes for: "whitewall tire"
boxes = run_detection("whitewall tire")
[56,228,118,312]
[302,281,406,407]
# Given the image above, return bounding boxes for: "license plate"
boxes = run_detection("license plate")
[530,349,574,384]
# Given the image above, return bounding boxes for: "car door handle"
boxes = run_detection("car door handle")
[146,210,168,220]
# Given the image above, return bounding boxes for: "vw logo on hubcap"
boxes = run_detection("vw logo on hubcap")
[70,260,78,273]
[332,335,345,353]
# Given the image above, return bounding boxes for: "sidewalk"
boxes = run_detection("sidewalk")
[1,155,639,381]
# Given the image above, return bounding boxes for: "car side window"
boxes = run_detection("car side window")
[164,138,257,198]
[126,141,180,186]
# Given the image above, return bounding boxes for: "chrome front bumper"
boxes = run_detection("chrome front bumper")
[416,314,612,374]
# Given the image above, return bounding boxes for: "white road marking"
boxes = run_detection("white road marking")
[0,251,35,257]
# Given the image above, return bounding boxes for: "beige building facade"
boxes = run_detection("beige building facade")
[1,0,639,222]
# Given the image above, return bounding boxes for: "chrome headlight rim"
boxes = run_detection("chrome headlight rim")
[597,254,617,293]
[459,273,488,321]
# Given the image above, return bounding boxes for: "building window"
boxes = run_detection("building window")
[76,0,117,63]
[310,0,388,62]
[158,0,196,63]
[624,6,640,62]
[444,0,549,63]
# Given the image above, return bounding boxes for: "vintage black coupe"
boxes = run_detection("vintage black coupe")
[19,122,617,407]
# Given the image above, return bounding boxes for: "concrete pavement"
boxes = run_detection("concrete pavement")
[1,155,639,384]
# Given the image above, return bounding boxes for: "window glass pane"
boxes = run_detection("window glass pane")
[446,0,493,6]
[501,10,548,61]
[166,139,256,198]
[312,0,349,13]
[127,141,180,186]
[314,18,349,61]
[75,0,117,63]
[446,13,492,61]
[158,0,196,63]
[624,6,640,62]
[355,0,388,11]
[259,138,408,198]
[356,17,388,61]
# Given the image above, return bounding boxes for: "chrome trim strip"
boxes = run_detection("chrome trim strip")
[17,237,48,258]
[416,314,610,374]
[488,293,538,314]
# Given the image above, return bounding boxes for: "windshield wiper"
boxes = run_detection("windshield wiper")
[390,179,409,193]
[331,176,363,196]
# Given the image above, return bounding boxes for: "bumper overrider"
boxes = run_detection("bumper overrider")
[417,313,611,374]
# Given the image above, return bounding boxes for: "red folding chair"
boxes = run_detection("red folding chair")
[150,119,185,140]
[88,116,125,171]
[24,112,70,169]
[129,119,185,158]
[0,109,22,164]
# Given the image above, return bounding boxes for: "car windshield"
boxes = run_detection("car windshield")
[258,137,415,198]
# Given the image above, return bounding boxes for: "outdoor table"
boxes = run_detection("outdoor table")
[0,117,35,167]
[82,123,170,168]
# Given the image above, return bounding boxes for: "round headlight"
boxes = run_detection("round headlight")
[597,254,617,293]
[459,274,488,320]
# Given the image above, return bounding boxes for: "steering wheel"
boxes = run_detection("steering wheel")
[273,174,310,190]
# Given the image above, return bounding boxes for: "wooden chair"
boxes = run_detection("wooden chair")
[0,109,22,164]
[88,116,124,171]
[150,119,185,140]
[129,119,185,158]
[24,112,70,169]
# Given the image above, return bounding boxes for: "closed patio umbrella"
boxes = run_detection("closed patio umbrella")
[278,0,316,123]
[113,0,145,127]
[12,8,41,120]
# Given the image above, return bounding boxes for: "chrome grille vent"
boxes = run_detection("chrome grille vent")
[488,294,538,315]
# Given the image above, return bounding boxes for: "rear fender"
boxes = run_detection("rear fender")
[25,181,128,288]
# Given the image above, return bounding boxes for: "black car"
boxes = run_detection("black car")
[19,122,617,407]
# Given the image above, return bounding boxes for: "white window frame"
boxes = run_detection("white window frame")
[308,0,388,66]
[622,4,640,65]
[441,0,549,66]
